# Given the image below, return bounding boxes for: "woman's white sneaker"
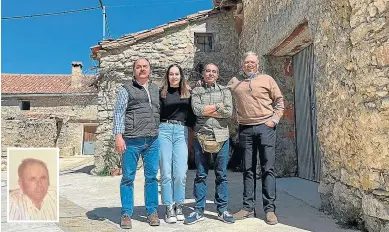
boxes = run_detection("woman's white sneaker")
[175,203,185,221]
[165,205,177,224]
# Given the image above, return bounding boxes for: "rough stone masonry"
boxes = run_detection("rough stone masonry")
[91,10,241,175]
[1,96,98,170]
[91,8,298,179]
[239,0,389,231]
[91,0,388,231]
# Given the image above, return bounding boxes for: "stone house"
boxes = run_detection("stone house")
[1,62,99,170]
[90,0,389,231]
[89,4,244,176]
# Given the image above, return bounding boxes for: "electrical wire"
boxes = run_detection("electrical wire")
[2,6,100,20]
[106,0,208,9]
[2,0,211,21]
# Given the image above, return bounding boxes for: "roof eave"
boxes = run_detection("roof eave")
[89,7,236,59]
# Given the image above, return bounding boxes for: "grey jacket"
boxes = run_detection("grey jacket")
[191,83,233,142]
[122,80,160,138]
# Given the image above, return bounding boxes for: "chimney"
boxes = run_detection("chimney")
[71,62,83,89]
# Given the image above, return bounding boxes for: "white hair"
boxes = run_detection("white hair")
[242,51,259,63]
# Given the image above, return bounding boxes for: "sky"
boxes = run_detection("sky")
[1,0,213,74]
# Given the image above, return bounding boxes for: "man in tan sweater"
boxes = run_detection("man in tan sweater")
[230,52,284,225]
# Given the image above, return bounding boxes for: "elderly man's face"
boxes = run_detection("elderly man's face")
[134,59,150,82]
[203,64,218,85]
[19,163,49,204]
[243,54,259,76]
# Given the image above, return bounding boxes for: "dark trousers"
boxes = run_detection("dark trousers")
[239,123,276,213]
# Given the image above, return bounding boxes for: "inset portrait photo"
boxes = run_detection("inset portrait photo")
[7,148,59,222]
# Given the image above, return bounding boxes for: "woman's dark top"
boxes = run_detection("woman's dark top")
[160,87,196,128]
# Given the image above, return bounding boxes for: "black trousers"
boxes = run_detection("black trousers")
[239,123,276,213]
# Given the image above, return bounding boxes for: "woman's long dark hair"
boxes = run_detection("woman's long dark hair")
[160,64,190,99]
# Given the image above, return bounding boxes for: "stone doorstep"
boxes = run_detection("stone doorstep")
[57,197,120,232]
[276,177,322,209]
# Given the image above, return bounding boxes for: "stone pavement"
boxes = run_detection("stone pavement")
[59,156,94,172]
[1,158,360,232]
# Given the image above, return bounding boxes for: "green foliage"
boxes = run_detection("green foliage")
[97,135,121,176]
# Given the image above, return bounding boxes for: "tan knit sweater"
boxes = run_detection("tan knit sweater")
[227,73,284,125]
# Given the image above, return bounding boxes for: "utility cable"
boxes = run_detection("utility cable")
[107,0,208,9]
[2,6,100,20]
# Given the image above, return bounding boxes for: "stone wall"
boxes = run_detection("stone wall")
[56,123,84,157]
[1,95,98,170]
[266,57,297,177]
[1,116,57,171]
[240,0,389,230]
[92,10,240,175]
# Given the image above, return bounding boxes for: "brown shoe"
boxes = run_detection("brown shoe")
[232,209,255,220]
[147,212,160,226]
[266,212,278,225]
[120,215,132,229]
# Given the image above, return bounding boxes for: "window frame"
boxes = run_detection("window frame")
[194,33,214,52]
[20,100,31,110]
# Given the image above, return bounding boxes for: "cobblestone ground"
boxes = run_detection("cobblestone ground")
[1,164,359,232]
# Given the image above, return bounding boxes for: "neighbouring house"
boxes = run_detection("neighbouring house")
[90,0,389,231]
[1,62,99,170]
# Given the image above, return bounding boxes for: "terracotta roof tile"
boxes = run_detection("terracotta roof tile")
[1,74,97,94]
[165,20,189,29]
[134,28,165,40]
[91,3,237,57]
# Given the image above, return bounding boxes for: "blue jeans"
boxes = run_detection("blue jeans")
[120,137,159,216]
[158,123,188,205]
[193,138,230,214]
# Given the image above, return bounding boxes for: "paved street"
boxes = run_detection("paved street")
[1,158,359,232]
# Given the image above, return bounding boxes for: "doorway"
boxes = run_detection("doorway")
[82,125,97,155]
[293,44,321,182]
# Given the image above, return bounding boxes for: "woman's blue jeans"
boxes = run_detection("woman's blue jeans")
[158,123,189,205]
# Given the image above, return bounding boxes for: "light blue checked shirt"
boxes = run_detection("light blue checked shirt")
[112,81,151,135]
[112,86,128,135]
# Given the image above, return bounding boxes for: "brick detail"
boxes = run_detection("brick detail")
[284,58,293,77]
[234,14,244,36]
[284,131,295,137]
[270,21,309,56]
[283,101,295,121]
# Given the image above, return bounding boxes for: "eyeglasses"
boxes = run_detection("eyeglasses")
[205,69,218,74]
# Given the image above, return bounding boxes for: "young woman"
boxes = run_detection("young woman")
[159,64,195,223]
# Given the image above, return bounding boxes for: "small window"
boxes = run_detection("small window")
[20,101,30,110]
[195,33,213,52]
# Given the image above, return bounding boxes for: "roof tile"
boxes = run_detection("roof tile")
[1,74,97,94]
[98,9,219,50]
